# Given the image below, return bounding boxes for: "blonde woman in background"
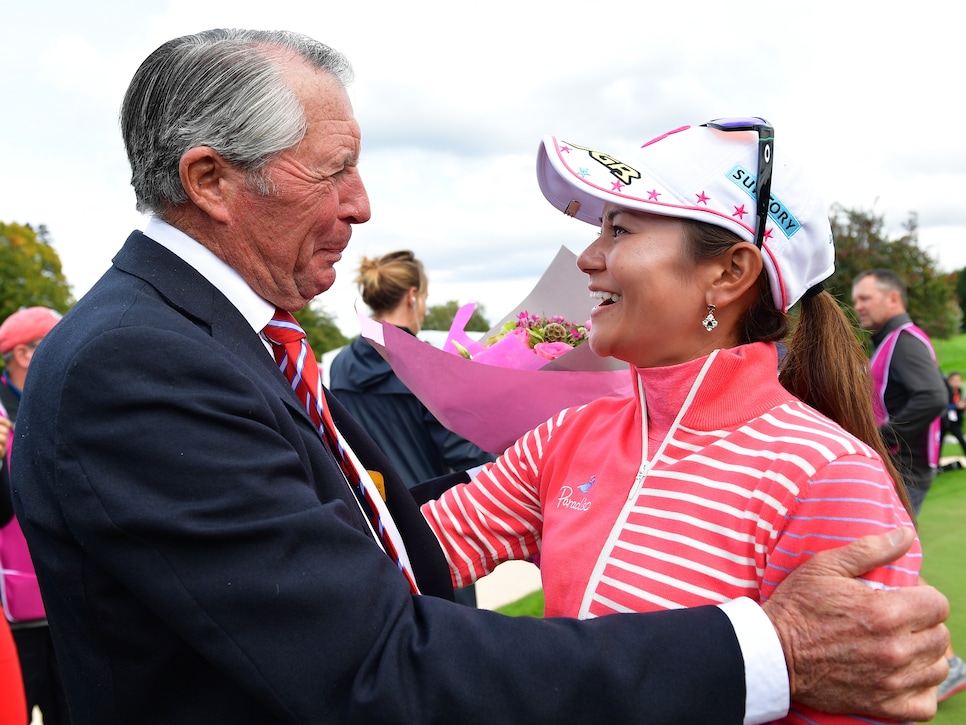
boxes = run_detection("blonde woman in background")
[330,250,494,606]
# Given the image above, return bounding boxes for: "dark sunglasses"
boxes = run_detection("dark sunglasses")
[702,117,774,249]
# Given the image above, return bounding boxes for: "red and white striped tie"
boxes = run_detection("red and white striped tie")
[263,309,420,594]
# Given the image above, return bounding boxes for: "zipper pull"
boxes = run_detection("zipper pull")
[628,463,648,499]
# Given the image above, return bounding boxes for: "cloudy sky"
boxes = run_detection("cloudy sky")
[2,0,962,334]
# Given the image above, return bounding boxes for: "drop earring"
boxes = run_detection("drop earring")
[702,304,718,332]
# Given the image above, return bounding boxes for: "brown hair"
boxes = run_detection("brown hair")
[355,250,427,316]
[682,220,913,518]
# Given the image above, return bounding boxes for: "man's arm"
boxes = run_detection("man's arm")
[24,325,749,724]
[18,320,949,723]
[764,527,949,722]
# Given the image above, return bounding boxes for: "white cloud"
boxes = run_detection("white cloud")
[2,0,964,332]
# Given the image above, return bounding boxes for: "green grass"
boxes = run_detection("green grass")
[929,336,966,725]
[920,465,966,723]
[495,588,544,617]
[934,333,966,378]
[496,334,966,721]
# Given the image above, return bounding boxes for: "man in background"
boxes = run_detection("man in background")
[941,371,966,460]
[852,270,948,514]
[853,269,966,702]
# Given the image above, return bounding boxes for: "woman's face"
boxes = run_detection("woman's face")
[577,204,722,368]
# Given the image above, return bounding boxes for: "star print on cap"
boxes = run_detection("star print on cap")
[535,121,834,313]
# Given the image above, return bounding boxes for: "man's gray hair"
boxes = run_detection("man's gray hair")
[120,29,353,215]
[854,269,909,308]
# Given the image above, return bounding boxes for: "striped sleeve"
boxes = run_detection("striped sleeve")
[763,452,920,725]
[761,454,920,603]
[420,424,549,588]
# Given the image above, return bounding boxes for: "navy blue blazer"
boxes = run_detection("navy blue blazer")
[12,231,747,724]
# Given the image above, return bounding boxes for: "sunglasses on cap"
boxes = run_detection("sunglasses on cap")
[702,117,774,249]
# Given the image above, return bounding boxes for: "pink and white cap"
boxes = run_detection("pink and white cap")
[536,122,834,312]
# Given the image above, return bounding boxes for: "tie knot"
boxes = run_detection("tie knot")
[264,309,306,346]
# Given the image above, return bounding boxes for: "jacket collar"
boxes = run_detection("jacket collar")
[112,231,283,386]
[634,342,792,432]
[141,218,274,334]
[871,312,912,348]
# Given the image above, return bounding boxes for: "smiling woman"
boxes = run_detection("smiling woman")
[578,208,722,367]
[422,118,923,725]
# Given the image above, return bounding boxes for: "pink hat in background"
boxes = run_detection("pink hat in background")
[0,307,63,355]
[536,118,834,313]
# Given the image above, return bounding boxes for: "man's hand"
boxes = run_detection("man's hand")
[763,527,949,722]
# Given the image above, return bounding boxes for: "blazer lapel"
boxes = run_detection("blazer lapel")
[113,232,454,600]
[326,391,455,600]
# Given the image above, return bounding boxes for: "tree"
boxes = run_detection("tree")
[422,300,491,332]
[0,222,74,322]
[293,302,349,354]
[955,268,966,332]
[826,205,960,339]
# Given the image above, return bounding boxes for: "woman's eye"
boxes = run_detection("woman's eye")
[612,225,627,238]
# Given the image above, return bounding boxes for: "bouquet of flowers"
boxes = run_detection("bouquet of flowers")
[358,246,631,454]
[449,310,589,369]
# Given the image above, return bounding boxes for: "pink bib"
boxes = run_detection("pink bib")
[0,410,46,623]
[869,323,941,467]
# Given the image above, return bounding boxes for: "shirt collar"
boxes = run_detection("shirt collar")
[143,217,275,334]
[871,312,912,347]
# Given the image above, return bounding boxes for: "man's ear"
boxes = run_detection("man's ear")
[12,344,34,369]
[707,242,764,308]
[178,146,235,224]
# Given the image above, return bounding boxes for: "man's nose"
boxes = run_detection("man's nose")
[342,170,371,224]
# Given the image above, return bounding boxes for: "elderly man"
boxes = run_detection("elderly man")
[12,29,950,724]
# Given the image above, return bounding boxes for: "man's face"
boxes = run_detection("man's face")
[851,276,899,332]
[217,62,371,311]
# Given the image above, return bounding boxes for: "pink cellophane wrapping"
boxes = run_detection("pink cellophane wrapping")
[357,247,632,454]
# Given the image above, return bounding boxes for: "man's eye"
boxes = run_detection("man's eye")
[612,225,627,238]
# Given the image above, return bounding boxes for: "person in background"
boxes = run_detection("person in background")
[8,30,951,724]
[423,119,925,724]
[0,306,70,725]
[0,583,25,725]
[330,250,494,488]
[330,250,494,606]
[0,408,27,725]
[941,371,966,459]
[0,412,12,528]
[852,270,966,702]
[851,270,947,515]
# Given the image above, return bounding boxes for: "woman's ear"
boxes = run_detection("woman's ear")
[707,242,764,308]
[178,146,235,224]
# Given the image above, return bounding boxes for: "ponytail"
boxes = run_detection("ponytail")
[779,291,913,518]
[681,218,914,519]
